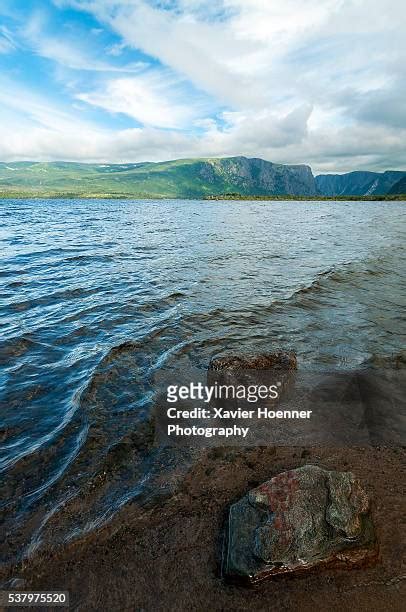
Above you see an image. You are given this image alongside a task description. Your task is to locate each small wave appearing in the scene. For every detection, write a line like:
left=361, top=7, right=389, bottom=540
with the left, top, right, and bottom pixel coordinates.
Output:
left=0, top=326, right=191, bottom=564
left=280, top=253, right=400, bottom=309
left=6, top=285, right=107, bottom=313
left=6, top=280, right=25, bottom=288
left=291, top=266, right=337, bottom=297
left=64, top=254, right=117, bottom=263
left=4, top=247, right=78, bottom=264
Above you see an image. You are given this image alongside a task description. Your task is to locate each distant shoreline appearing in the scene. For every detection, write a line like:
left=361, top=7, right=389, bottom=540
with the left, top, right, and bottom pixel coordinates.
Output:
left=0, top=192, right=405, bottom=201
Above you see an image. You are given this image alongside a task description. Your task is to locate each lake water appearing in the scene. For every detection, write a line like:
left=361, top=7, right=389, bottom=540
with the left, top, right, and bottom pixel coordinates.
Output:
left=0, top=198, right=405, bottom=563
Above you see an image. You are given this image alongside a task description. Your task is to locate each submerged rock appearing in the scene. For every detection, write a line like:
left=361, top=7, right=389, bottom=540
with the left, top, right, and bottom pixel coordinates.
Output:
left=208, top=351, right=297, bottom=398
left=223, top=465, right=376, bottom=584
left=209, top=351, right=297, bottom=372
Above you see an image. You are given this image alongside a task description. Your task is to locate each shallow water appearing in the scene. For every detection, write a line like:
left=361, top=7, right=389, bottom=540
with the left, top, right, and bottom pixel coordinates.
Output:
left=0, top=198, right=405, bottom=562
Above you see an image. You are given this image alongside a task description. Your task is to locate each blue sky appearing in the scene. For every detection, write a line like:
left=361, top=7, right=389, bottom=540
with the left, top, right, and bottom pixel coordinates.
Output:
left=0, top=0, right=405, bottom=172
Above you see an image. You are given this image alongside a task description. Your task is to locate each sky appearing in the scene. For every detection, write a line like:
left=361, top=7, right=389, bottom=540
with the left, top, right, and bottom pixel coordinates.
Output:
left=0, top=0, right=405, bottom=173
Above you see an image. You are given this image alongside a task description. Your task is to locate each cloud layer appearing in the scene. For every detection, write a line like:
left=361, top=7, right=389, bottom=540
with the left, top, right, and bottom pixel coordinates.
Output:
left=0, top=0, right=405, bottom=172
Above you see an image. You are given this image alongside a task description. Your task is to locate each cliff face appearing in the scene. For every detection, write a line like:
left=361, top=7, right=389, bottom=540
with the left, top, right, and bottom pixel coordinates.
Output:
left=388, top=176, right=406, bottom=195
left=196, top=157, right=318, bottom=196
left=316, top=170, right=406, bottom=196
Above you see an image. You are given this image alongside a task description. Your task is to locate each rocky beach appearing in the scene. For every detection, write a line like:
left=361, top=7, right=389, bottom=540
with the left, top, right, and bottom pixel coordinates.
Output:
left=1, top=445, right=404, bottom=611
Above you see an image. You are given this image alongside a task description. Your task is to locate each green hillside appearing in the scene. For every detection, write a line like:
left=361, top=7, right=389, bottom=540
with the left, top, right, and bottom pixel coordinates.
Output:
left=0, top=157, right=317, bottom=198
left=1, top=157, right=404, bottom=199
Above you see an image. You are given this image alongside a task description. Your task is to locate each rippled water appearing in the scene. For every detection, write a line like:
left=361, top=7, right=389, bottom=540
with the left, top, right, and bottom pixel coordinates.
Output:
left=0, top=198, right=405, bottom=563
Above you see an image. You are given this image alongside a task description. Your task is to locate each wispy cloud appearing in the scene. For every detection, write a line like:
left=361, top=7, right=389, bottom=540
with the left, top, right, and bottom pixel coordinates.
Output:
left=31, top=36, right=146, bottom=73
left=21, top=10, right=145, bottom=73
left=0, top=77, right=99, bottom=134
left=0, top=24, right=17, bottom=53
left=76, top=72, right=204, bottom=129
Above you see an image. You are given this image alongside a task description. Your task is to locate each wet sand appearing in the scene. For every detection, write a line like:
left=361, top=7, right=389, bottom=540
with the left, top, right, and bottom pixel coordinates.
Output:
left=2, top=445, right=405, bottom=611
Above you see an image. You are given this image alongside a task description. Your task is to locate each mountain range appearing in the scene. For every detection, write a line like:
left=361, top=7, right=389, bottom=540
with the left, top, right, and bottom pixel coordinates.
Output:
left=0, top=157, right=405, bottom=198
left=315, top=171, right=406, bottom=196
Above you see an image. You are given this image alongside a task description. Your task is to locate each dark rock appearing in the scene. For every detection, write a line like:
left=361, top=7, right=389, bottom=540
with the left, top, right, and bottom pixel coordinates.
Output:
left=223, top=465, right=377, bottom=584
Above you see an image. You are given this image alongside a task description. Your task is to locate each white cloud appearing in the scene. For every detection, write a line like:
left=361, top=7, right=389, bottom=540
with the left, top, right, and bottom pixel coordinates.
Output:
left=57, top=0, right=267, bottom=108
left=76, top=71, right=206, bottom=128
left=1, top=82, right=405, bottom=174
left=2, top=0, right=406, bottom=172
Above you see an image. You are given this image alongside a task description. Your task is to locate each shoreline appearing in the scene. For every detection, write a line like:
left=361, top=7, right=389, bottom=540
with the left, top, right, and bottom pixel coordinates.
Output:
left=2, top=445, right=404, bottom=611
left=0, top=193, right=405, bottom=201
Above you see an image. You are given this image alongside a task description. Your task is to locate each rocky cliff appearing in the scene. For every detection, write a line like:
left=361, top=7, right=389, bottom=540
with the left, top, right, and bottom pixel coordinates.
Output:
left=388, top=176, right=406, bottom=195
left=315, top=170, right=405, bottom=196
left=197, top=157, right=318, bottom=196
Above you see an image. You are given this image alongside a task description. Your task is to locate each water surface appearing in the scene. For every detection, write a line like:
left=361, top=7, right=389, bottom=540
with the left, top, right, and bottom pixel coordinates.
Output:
left=0, top=198, right=405, bottom=562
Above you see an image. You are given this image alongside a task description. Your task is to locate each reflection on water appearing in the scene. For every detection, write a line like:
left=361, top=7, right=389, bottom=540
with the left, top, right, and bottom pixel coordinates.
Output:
left=0, top=198, right=405, bottom=563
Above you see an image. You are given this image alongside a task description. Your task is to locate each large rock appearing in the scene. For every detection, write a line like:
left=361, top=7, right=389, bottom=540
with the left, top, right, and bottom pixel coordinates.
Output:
left=223, top=465, right=377, bottom=584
